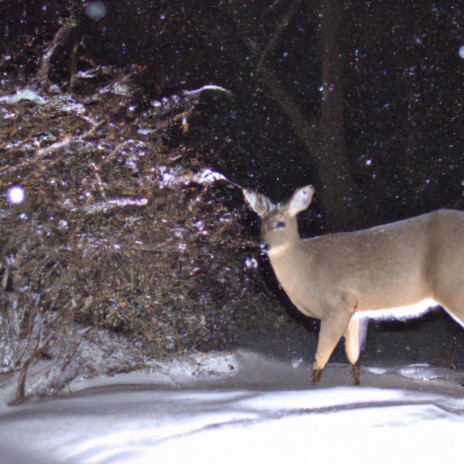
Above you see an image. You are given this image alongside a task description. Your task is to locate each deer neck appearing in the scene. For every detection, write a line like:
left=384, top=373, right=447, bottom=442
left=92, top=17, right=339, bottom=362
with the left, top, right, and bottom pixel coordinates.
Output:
left=266, top=238, right=313, bottom=311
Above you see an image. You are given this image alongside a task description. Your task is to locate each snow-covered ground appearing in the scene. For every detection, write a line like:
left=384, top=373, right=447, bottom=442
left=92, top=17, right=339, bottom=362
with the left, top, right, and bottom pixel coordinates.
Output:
left=1, top=350, right=463, bottom=464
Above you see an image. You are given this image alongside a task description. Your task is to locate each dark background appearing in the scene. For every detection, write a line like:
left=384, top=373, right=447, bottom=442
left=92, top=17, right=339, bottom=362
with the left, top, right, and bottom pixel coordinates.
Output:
left=2, top=0, right=464, bottom=228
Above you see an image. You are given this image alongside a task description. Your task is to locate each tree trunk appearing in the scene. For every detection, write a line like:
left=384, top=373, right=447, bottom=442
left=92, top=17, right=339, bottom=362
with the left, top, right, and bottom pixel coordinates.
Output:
left=225, top=0, right=363, bottom=230
left=313, top=0, right=362, bottom=230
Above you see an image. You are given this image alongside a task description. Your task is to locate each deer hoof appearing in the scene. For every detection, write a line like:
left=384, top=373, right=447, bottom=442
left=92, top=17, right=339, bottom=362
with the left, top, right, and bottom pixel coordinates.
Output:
left=312, top=368, right=322, bottom=385
left=352, top=364, right=360, bottom=386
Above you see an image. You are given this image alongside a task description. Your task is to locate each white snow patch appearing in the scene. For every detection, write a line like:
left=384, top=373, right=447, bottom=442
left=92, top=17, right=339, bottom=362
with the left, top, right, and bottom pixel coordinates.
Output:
left=1, top=351, right=463, bottom=464
left=183, top=85, right=232, bottom=96
left=0, top=89, right=46, bottom=105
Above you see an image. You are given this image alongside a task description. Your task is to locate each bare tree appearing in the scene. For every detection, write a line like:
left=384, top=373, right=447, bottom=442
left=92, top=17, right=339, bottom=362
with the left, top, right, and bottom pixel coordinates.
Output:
left=227, top=0, right=363, bottom=230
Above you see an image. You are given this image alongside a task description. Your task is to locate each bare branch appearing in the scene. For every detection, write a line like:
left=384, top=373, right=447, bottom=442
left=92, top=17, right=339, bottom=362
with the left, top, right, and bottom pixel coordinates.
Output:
left=36, top=17, right=76, bottom=87
left=257, top=63, right=317, bottom=150
left=257, top=0, right=303, bottom=71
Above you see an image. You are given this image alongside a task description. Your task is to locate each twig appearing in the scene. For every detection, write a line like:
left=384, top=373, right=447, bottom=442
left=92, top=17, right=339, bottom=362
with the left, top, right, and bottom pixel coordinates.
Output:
left=263, top=0, right=287, bottom=15
left=12, top=332, right=54, bottom=405
left=36, top=17, right=76, bottom=87
left=36, top=135, right=72, bottom=157
left=257, top=63, right=317, bottom=151
left=257, top=0, right=303, bottom=71
left=89, top=162, right=107, bottom=200
left=69, top=41, right=80, bottom=92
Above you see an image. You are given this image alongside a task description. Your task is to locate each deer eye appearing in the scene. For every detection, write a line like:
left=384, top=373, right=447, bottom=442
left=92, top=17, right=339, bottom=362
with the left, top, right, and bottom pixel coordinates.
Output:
left=273, top=221, right=286, bottom=229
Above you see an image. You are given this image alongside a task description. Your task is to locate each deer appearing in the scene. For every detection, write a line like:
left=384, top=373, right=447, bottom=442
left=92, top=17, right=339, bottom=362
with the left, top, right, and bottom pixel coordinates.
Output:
left=243, top=185, right=464, bottom=385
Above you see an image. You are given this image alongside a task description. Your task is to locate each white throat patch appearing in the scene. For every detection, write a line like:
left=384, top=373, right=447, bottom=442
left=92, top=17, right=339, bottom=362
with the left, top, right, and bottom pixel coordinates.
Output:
left=267, top=243, right=291, bottom=257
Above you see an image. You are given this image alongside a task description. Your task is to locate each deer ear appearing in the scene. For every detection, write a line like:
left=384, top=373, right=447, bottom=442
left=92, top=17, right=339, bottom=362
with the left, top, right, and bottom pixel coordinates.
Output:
left=288, top=185, right=315, bottom=216
left=243, top=189, right=275, bottom=218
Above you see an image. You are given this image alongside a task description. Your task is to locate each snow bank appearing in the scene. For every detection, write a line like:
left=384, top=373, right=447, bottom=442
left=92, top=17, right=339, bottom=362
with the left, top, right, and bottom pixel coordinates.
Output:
left=0, top=351, right=463, bottom=464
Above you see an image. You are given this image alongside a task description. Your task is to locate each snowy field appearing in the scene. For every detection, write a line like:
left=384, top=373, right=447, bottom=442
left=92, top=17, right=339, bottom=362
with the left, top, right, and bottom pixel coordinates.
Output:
left=1, top=350, right=463, bottom=464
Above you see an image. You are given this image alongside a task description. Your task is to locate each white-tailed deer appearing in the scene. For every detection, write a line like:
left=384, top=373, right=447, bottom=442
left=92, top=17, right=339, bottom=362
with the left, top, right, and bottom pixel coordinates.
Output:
left=243, top=185, right=464, bottom=384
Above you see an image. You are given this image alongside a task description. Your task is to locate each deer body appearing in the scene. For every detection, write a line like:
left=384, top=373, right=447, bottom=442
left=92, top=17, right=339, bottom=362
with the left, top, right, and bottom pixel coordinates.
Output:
left=244, top=185, right=464, bottom=384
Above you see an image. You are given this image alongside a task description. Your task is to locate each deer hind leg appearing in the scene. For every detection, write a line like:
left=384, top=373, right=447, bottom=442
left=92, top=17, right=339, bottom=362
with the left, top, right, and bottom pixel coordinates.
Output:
left=312, top=310, right=353, bottom=385
left=343, top=316, right=368, bottom=385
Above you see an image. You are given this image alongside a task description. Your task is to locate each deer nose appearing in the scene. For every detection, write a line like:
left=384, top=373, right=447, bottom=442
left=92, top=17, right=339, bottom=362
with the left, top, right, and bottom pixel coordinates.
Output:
left=303, top=185, right=315, bottom=195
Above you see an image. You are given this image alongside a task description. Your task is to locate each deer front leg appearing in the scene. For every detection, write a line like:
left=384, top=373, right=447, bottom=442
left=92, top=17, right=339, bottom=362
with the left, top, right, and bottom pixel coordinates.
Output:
left=312, top=309, right=353, bottom=385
